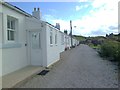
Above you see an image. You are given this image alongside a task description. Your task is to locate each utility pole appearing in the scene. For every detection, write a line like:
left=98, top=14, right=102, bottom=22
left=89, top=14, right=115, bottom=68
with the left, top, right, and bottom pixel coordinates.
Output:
left=70, top=20, right=73, bottom=47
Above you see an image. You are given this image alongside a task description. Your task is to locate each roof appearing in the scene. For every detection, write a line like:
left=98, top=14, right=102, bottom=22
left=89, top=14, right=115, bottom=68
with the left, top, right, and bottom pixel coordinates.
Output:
left=2, top=2, right=77, bottom=39
left=46, top=22, right=64, bottom=32
left=46, top=22, right=73, bottom=37
left=2, top=2, right=32, bottom=17
left=45, top=22, right=58, bottom=29
left=2, top=2, right=58, bottom=29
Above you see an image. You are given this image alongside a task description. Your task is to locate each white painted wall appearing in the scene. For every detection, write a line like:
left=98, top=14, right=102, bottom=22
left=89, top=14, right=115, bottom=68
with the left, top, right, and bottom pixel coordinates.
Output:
left=45, top=23, right=74, bottom=66
left=0, top=3, right=2, bottom=89
left=42, top=23, right=47, bottom=66
left=0, top=12, right=2, bottom=78
left=46, top=24, right=60, bottom=66
left=2, top=5, right=28, bottom=76
left=58, top=32, right=66, bottom=52
left=0, top=4, right=2, bottom=45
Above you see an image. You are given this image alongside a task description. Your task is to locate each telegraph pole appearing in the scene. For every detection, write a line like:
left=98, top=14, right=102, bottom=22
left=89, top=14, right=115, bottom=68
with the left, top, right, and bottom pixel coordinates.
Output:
left=70, top=20, right=73, bottom=47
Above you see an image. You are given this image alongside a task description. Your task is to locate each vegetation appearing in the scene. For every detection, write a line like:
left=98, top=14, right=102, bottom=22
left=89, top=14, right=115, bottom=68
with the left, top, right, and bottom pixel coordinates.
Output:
left=89, top=43, right=101, bottom=49
left=99, top=40, right=120, bottom=62
left=75, top=33, right=120, bottom=64
left=74, top=35, right=86, bottom=41
left=74, top=33, right=120, bottom=72
left=106, top=33, right=120, bottom=42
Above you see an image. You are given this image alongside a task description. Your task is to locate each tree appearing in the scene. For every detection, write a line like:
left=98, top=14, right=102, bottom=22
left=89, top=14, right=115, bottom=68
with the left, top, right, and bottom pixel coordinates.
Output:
left=106, top=34, right=109, bottom=37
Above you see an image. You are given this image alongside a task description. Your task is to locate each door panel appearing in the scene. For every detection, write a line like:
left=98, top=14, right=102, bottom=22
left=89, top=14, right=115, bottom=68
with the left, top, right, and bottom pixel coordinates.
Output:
left=30, top=31, right=42, bottom=66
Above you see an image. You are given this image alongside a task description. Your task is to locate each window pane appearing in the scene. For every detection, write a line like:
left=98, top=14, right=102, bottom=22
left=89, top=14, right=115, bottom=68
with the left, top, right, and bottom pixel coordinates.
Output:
left=55, top=34, right=57, bottom=44
left=10, top=31, right=15, bottom=40
left=7, top=19, right=10, bottom=29
left=50, top=35, right=52, bottom=44
left=61, top=34, right=64, bottom=44
left=7, top=30, right=10, bottom=40
left=11, top=20, right=15, bottom=29
left=32, top=33, right=40, bottom=49
left=50, top=30, right=53, bottom=44
left=7, top=30, right=15, bottom=41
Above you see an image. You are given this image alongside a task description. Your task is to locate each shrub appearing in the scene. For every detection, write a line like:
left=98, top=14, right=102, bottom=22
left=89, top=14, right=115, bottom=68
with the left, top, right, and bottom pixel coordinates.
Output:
left=91, top=39, right=98, bottom=46
left=100, top=40, right=120, bottom=62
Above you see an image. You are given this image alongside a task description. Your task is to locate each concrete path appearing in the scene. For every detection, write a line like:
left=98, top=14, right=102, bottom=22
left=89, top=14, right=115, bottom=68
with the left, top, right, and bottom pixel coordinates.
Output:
left=2, top=66, right=44, bottom=88
left=16, top=44, right=118, bottom=88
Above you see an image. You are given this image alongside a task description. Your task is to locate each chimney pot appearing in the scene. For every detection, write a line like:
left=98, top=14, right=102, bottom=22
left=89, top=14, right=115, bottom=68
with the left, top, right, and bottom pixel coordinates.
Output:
left=34, top=8, right=36, bottom=11
left=55, top=23, right=60, bottom=30
left=38, top=8, right=40, bottom=11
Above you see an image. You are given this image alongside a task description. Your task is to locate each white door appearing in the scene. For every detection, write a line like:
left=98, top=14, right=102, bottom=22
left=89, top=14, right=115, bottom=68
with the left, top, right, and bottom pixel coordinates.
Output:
left=30, top=31, right=42, bottom=66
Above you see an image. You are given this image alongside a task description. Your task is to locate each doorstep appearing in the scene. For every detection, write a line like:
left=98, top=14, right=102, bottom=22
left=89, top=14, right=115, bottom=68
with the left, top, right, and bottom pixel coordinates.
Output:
left=2, top=65, right=44, bottom=88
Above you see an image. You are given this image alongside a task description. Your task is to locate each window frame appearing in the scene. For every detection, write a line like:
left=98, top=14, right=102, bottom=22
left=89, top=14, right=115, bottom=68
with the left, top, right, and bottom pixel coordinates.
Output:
left=7, top=16, right=18, bottom=42
left=55, top=31, right=57, bottom=45
left=61, top=33, right=64, bottom=45
left=50, top=28, right=53, bottom=45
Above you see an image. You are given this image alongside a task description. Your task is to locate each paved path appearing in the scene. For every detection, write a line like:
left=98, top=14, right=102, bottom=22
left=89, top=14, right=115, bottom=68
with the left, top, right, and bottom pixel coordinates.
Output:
left=16, top=44, right=118, bottom=88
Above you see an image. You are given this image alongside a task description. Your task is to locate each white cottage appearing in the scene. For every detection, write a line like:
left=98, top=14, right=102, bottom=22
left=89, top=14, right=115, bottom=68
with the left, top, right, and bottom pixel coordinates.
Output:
left=0, top=1, right=79, bottom=77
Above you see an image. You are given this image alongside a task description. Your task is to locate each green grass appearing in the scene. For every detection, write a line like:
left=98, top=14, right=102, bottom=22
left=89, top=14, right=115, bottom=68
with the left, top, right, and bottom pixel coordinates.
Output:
left=74, top=35, right=86, bottom=41
left=89, top=43, right=101, bottom=49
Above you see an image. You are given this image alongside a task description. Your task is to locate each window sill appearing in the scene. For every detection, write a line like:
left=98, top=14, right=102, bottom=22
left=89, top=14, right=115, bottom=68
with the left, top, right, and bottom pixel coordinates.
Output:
left=0, top=43, right=22, bottom=49
left=50, top=44, right=53, bottom=47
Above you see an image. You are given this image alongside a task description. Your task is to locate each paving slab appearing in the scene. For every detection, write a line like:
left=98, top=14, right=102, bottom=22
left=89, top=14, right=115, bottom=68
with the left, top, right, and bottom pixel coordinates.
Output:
left=2, top=66, right=44, bottom=88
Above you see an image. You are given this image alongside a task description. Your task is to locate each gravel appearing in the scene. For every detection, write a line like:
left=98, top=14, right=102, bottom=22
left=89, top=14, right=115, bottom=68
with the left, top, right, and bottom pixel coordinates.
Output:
left=15, top=44, right=118, bottom=88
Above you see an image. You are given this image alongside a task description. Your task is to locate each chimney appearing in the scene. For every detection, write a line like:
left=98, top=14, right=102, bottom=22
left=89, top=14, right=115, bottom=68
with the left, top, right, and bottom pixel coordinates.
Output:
left=55, top=23, right=60, bottom=30
left=64, top=30, right=68, bottom=34
left=38, top=8, right=40, bottom=11
left=32, top=7, right=41, bottom=20
left=34, top=8, right=36, bottom=11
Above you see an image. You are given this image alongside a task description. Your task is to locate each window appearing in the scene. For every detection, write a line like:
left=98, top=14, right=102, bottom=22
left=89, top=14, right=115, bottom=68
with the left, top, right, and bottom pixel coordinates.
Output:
left=61, top=33, right=62, bottom=45
left=68, top=37, right=70, bottom=45
left=64, top=35, right=66, bottom=44
left=61, top=34, right=64, bottom=45
left=67, top=36, right=69, bottom=45
left=55, top=31, right=57, bottom=44
left=50, top=28, right=53, bottom=45
left=32, top=33, right=41, bottom=49
left=7, top=16, right=17, bottom=41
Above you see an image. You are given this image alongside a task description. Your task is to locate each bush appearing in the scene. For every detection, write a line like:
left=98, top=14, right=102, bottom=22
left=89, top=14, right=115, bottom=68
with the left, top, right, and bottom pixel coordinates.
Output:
left=91, top=39, right=98, bottom=46
left=100, top=40, right=120, bottom=62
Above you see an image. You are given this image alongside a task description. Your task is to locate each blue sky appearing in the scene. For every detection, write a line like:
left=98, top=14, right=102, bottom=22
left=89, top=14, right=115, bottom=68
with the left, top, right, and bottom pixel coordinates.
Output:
left=9, top=0, right=119, bottom=36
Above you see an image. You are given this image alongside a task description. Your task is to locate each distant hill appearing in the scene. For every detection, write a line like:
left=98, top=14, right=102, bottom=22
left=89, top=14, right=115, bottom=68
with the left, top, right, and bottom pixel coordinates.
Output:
left=73, top=33, right=120, bottom=43
left=73, top=35, right=86, bottom=41
left=106, top=33, right=120, bottom=42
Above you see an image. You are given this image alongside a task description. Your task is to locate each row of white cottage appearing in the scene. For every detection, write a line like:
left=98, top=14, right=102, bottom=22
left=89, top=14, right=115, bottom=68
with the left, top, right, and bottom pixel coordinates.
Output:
left=0, top=2, right=79, bottom=77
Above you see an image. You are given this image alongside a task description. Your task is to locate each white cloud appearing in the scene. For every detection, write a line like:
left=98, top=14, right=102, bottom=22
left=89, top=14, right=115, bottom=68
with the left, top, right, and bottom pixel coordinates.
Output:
left=43, top=15, right=71, bottom=33
left=43, top=0, right=119, bottom=36
left=75, top=0, right=118, bottom=36
left=75, top=4, right=89, bottom=11
left=76, top=6, right=82, bottom=11
left=84, top=4, right=89, bottom=8
left=52, top=19, right=70, bottom=32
